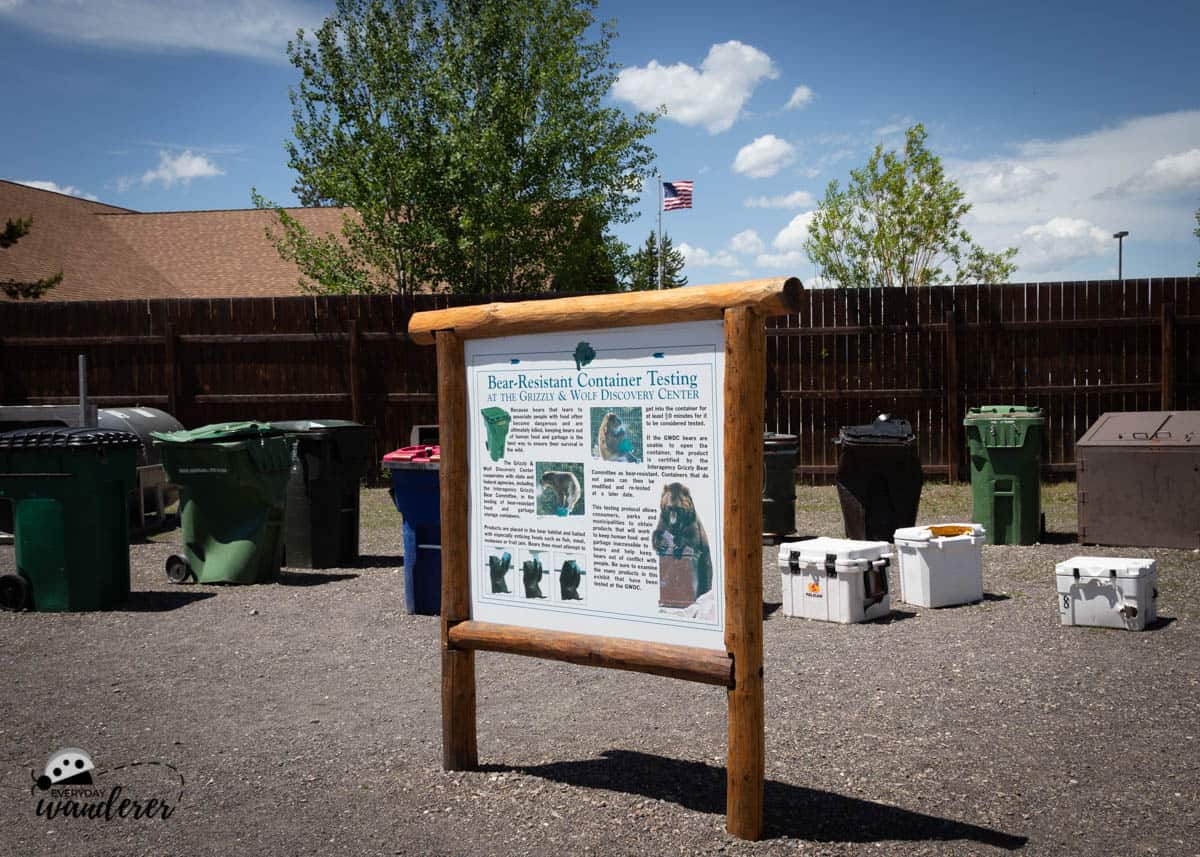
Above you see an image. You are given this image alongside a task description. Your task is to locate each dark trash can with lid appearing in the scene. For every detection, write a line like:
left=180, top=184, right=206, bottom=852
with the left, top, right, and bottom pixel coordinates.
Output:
left=152, top=422, right=291, bottom=584
left=0, top=427, right=139, bottom=611
left=964, top=405, right=1044, bottom=545
left=835, top=415, right=923, bottom=542
left=763, top=432, right=798, bottom=543
left=273, top=420, right=372, bottom=569
left=384, top=445, right=441, bottom=615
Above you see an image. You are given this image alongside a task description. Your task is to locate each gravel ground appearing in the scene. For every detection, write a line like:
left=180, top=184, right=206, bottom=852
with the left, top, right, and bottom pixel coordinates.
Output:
left=2, top=483, right=1198, bottom=857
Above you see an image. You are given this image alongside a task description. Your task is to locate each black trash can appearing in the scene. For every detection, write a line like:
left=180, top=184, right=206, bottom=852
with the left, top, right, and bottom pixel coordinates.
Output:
left=835, top=415, right=923, bottom=542
left=274, top=420, right=373, bottom=569
left=763, top=432, right=798, bottom=543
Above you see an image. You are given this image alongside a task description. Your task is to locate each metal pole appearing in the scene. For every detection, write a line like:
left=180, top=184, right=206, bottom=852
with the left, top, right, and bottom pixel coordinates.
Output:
left=1113, top=230, right=1128, bottom=281
left=78, top=353, right=89, bottom=427
left=657, top=173, right=663, bottom=290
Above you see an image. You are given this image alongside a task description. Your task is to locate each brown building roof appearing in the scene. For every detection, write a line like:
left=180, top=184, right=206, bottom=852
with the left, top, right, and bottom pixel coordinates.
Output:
left=1, top=180, right=349, bottom=302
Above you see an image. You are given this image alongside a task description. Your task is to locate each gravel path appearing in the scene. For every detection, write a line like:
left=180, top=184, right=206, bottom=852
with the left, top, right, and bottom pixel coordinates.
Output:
left=1, top=484, right=1197, bottom=856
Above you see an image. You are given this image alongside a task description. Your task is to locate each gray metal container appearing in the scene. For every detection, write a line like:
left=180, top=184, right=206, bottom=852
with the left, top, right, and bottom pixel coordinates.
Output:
left=1077, top=411, right=1200, bottom=550
left=97, top=407, right=183, bottom=467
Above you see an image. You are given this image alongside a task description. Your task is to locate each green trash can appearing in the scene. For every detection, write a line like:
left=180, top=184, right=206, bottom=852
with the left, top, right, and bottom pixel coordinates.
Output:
left=273, top=420, right=372, bottom=569
left=480, top=407, right=512, bottom=462
left=152, top=422, right=291, bottom=584
left=0, top=427, right=139, bottom=612
left=964, top=406, right=1045, bottom=545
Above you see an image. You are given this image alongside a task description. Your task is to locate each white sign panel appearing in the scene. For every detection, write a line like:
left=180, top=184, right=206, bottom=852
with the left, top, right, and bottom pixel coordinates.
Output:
left=465, top=321, right=726, bottom=650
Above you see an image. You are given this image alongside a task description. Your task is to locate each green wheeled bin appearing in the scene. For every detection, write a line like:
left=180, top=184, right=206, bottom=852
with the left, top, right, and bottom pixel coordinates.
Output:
left=480, top=407, right=511, bottom=462
left=152, top=422, right=291, bottom=584
left=0, top=427, right=139, bottom=612
left=964, top=406, right=1045, bottom=545
left=273, top=420, right=372, bottom=569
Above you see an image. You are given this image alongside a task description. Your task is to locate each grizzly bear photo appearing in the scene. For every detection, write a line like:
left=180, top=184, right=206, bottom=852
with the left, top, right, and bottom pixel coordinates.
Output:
left=651, top=482, right=713, bottom=597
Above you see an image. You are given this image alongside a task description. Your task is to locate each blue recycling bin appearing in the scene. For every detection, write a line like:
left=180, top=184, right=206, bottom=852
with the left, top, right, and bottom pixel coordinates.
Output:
left=383, top=446, right=442, bottom=615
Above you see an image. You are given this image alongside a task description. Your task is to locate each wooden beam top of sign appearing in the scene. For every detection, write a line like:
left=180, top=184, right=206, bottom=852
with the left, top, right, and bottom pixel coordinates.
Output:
left=409, top=277, right=803, bottom=344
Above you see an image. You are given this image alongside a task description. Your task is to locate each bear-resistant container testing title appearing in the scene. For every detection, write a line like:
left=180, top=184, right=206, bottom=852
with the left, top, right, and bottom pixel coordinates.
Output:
left=487, top=369, right=702, bottom=402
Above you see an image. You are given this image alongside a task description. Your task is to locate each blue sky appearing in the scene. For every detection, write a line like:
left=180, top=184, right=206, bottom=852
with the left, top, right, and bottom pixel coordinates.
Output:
left=2, top=0, right=1198, bottom=285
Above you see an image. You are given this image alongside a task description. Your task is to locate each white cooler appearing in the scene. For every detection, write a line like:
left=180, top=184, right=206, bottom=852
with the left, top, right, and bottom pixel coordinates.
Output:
left=893, top=523, right=985, bottom=608
left=777, top=537, right=891, bottom=623
left=1055, top=556, right=1157, bottom=631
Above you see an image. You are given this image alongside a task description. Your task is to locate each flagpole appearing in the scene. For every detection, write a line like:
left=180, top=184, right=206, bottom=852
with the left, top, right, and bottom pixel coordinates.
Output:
left=656, top=172, right=663, bottom=290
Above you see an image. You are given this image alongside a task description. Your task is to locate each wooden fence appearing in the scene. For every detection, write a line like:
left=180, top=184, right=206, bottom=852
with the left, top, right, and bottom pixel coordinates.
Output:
left=767, top=277, right=1198, bottom=481
left=1, top=278, right=1196, bottom=483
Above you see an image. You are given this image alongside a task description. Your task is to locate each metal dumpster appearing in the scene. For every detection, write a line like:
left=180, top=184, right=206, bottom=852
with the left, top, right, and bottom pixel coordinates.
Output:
left=1077, top=411, right=1200, bottom=550
left=97, top=406, right=183, bottom=530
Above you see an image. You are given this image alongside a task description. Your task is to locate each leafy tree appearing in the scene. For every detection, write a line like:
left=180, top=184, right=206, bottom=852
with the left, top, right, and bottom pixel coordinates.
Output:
left=2, top=217, right=62, bottom=300
left=256, top=0, right=656, bottom=296
left=804, top=123, right=1017, bottom=288
left=628, top=230, right=687, bottom=290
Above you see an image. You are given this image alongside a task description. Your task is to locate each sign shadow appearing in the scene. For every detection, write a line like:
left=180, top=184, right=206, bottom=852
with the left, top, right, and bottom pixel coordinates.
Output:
left=484, top=749, right=1026, bottom=849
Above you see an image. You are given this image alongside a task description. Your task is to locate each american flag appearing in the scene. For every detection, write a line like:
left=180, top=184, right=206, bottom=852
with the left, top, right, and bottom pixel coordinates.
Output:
left=662, top=180, right=693, bottom=211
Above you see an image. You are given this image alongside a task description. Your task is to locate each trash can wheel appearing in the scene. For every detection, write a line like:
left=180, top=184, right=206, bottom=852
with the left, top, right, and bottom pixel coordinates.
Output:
left=0, top=573, right=31, bottom=611
left=165, top=555, right=193, bottom=584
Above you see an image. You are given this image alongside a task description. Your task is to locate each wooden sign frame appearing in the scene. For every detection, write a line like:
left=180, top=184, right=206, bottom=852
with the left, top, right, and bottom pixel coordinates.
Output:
left=409, top=277, right=802, bottom=841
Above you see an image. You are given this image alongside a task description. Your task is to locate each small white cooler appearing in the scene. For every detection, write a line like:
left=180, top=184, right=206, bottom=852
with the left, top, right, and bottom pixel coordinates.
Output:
left=1055, top=556, right=1157, bottom=631
left=893, top=523, right=986, bottom=608
left=778, top=537, right=891, bottom=623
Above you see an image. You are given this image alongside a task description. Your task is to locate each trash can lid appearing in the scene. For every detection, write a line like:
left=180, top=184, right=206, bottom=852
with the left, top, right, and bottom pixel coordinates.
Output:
left=1054, top=556, right=1156, bottom=579
left=271, top=419, right=367, bottom=436
left=151, top=421, right=283, bottom=444
left=964, top=405, right=1045, bottom=422
left=838, top=414, right=913, bottom=442
left=383, top=445, right=441, bottom=469
left=764, top=432, right=798, bottom=446
left=893, top=523, right=984, bottom=543
left=0, top=426, right=141, bottom=450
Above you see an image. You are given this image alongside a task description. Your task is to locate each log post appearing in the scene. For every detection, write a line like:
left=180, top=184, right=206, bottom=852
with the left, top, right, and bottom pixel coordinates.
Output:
left=348, top=318, right=363, bottom=424
left=944, top=309, right=961, bottom=482
left=437, top=329, right=477, bottom=771
left=723, top=306, right=765, bottom=841
left=1161, top=303, right=1175, bottom=410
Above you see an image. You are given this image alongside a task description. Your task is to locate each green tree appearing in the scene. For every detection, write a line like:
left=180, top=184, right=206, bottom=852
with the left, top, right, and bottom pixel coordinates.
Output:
left=256, top=0, right=656, bottom=296
left=2, top=217, right=62, bottom=300
left=1194, top=207, right=1199, bottom=272
left=628, top=230, right=687, bottom=290
left=804, top=123, right=1017, bottom=288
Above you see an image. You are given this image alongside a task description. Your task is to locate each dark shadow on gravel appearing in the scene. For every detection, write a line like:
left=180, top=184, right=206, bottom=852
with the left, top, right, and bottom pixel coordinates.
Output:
left=1038, top=531, right=1078, bottom=545
left=118, top=590, right=216, bottom=612
left=277, top=571, right=360, bottom=587
left=490, top=750, right=1026, bottom=849
left=354, top=554, right=403, bottom=570
left=981, top=592, right=1012, bottom=602
left=763, top=601, right=782, bottom=618
left=1144, top=616, right=1177, bottom=631
left=877, top=609, right=917, bottom=623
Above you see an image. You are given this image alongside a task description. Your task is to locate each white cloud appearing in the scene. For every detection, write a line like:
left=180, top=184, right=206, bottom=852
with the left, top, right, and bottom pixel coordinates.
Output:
left=141, top=150, right=225, bottom=188
left=613, top=41, right=778, bottom=134
left=728, top=229, right=764, bottom=255
left=1100, top=148, right=1200, bottom=198
left=733, top=134, right=796, bottom=179
left=16, top=180, right=98, bottom=201
left=1019, top=217, right=1111, bottom=270
left=772, top=210, right=817, bottom=251
left=958, top=163, right=1056, bottom=203
left=679, top=242, right=739, bottom=269
left=784, top=85, right=814, bottom=110
left=947, top=110, right=1200, bottom=277
left=744, top=190, right=816, bottom=209
left=754, top=250, right=807, bottom=270
left=873, top=117, right=914, bottom=138
left=0, top=0, right=320, bottom=62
